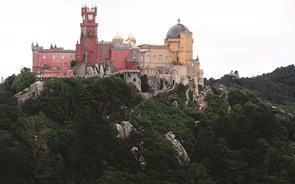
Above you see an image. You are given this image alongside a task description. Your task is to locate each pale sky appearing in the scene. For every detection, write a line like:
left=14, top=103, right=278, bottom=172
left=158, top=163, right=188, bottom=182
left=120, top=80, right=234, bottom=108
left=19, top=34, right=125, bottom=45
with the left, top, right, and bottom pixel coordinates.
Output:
left=0, top=0, right=294, bottom=80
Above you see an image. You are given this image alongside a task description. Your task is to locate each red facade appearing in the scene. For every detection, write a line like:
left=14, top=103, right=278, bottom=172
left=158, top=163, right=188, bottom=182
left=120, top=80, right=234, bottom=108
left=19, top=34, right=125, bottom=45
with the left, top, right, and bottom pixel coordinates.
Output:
left=32, top=5, right=139, bottom=77
left=111, top=49, right=131, bottom=71
left=32, top=44, right=75, bottom=76
left=98, top=42, right=112, bottom=63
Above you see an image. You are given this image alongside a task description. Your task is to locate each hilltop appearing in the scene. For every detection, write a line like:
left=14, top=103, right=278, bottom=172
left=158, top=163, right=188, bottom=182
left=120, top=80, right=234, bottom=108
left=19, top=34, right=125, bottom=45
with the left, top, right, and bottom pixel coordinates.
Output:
left=0, top=65, right=294, bottom=184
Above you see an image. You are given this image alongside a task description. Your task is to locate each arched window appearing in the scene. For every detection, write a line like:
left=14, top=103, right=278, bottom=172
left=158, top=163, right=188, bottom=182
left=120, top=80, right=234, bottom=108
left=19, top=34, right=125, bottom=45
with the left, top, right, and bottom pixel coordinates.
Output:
left=165, top=56, right=168, bottom=61
left=159, top=55, right=162, bottom=61
left=153, top=55, right=156, bottom=61
left=146, top=55, right=150, bottom=61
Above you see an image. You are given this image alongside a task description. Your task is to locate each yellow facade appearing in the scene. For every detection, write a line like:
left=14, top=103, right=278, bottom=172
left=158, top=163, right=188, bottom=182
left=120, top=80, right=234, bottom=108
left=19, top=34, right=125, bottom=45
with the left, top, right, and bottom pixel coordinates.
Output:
left=164, top=32, right=193, bottom=65
left=139, top=44, right=173, bottom=74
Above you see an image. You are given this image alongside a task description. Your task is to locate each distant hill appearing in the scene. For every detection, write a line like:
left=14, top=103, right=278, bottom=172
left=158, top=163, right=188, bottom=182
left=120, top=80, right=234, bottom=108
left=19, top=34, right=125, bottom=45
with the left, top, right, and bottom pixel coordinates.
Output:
left=209, top=64, right=295, bottom=113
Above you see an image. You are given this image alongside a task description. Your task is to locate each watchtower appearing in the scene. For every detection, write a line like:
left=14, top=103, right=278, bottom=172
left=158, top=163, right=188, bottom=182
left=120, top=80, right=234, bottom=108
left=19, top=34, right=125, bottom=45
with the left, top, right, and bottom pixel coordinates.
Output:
left=75, top=5, right=99, bottom=65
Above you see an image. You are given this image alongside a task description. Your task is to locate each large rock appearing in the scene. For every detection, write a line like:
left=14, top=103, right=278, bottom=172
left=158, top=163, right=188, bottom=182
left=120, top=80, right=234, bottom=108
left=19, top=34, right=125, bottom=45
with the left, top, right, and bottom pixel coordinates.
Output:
left=165, top=131, right=190, bottom=162
left=15, top=81, right=44, bottom=103
left=116, top=121, right=133, bottom=139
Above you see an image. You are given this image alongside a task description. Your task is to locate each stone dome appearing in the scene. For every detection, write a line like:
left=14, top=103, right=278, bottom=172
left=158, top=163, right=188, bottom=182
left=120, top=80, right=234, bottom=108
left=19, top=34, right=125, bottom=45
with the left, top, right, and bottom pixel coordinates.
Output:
left=166, top=19, right=190, bottom=38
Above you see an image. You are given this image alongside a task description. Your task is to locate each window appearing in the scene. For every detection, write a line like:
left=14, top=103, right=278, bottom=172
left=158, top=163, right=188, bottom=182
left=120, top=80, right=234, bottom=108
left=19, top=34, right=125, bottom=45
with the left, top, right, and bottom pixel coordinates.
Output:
left=146, top=55, right=150, bottom=61
left=159, top=55, right=162, bottom=61
left=165, top=56, right=168, bottom=61
left=42, top=55, right=46, bottom=59
left=153, top=55, right=156, bottom=61
left=61, top=55, right=64, bottom=60
left=52, top=55, right=55, bottom=59
left=88, top=15, right=93, bottom=20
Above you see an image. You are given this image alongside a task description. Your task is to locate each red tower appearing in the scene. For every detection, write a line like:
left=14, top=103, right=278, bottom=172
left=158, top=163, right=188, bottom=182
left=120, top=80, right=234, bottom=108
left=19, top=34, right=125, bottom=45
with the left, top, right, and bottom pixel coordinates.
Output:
left=76, top=6, right=99, bottom=65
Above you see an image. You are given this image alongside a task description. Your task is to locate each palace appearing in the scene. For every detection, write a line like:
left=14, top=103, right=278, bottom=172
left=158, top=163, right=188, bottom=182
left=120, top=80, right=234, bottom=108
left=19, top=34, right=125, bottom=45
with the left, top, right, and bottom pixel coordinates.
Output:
left=32, top=5, right=203, bottom=92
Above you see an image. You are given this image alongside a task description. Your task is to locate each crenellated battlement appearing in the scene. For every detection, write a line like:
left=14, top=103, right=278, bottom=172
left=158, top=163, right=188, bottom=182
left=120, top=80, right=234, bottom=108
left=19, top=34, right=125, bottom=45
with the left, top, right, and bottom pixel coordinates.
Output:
left=164, top=38, right=180, bottom=43
left=81, top=5, right=97, bottom=16
left=31, top=43, right=74, bottom=52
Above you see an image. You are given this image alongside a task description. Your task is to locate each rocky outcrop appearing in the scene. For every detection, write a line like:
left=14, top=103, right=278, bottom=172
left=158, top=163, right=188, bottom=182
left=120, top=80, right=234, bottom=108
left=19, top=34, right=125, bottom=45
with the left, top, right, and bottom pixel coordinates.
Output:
left=131, top=142, right=147, bottom=169
left=197, top=85, right=213, bottom=110
left=116, top=121, right=133, bottom=139
left=15, top=81, right=44, bottom=103
left=165, top=131, right=190, bottom=163
left=219, top=84, right=229, bottom=105
left=186, top=78, right=197, bottom=103
left=219, top=84, right=231, bottom=112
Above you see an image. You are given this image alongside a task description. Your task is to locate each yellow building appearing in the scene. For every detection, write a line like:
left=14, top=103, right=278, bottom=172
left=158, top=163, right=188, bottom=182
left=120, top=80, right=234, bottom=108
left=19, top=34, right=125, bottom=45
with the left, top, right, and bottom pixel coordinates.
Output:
left=164, top=19, right=193, bottom=66
left=139, top=19, right=203, bottom=90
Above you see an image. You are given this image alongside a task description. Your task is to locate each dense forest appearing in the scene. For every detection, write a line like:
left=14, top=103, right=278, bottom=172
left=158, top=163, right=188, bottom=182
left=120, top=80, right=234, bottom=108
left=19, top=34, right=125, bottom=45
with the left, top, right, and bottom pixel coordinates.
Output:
left=0, top=65, right=294, bottom=184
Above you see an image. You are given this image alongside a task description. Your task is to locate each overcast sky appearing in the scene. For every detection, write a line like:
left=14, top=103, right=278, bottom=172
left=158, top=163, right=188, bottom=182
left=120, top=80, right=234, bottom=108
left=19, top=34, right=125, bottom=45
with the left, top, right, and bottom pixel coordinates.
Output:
left=0, top=0, right=294, bottom=80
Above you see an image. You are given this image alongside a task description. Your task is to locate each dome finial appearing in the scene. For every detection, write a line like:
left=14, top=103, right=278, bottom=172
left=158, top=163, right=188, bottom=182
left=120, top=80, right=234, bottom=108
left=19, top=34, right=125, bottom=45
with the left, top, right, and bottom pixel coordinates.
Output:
left=177, top=18, right=181, bottom=24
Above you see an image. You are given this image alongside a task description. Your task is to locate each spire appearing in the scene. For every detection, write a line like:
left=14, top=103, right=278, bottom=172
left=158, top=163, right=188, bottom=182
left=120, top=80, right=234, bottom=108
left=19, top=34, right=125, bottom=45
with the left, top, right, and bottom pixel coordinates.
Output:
left=177, top=18, right=181, bottom=24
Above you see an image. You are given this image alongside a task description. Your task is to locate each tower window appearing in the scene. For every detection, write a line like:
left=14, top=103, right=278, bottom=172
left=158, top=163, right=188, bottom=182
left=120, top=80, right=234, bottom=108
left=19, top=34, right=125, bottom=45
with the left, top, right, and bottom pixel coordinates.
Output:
left=88, top=15, right=93, bottom=20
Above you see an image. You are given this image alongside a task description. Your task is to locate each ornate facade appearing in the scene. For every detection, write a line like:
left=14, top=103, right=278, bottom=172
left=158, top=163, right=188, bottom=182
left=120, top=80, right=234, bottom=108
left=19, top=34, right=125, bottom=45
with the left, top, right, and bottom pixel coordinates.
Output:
left=32, top=5, right=203, bottom=92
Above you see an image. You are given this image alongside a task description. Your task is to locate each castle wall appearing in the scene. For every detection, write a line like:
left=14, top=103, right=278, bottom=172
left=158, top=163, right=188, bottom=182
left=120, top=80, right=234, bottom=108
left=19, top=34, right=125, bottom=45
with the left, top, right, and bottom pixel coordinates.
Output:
left=111, top=49, right=131, bottom=72
left=98, top=42, right=112, bottom=63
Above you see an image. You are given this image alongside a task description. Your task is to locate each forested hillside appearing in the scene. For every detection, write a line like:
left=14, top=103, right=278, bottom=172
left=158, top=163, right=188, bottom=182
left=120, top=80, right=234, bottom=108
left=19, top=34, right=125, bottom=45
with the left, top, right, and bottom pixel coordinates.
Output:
left=0, top=66, right=294, bottom=184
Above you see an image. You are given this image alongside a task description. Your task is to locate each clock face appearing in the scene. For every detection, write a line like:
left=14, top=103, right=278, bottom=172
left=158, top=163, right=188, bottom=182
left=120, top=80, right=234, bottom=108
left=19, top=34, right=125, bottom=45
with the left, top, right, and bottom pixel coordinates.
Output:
left=88, top=15, right=93, bottom=20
